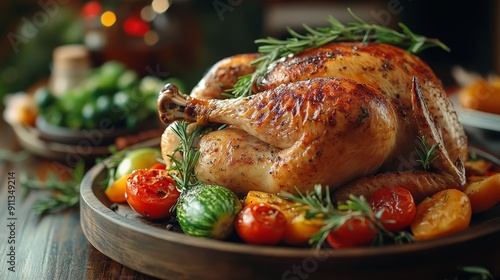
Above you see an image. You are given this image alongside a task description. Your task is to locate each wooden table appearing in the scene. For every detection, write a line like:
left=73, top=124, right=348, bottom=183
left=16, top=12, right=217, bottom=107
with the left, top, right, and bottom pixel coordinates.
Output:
left=0, top=119, right=157, bottom=280
left=1, top=116, right=499, bottom=280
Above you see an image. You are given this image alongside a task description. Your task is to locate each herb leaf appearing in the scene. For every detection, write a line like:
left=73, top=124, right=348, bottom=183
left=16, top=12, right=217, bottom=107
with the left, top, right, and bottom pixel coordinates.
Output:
left=456, top=266, right=494, bottom=280
left=225, top=8, right=449, bottom=98
left=282, top=185, right=414, bottom=249
left=21, top=161, right=85, bottom=215
left=21, top=146, right=128, bottom=215
left=415, top=136, right=440, bottom=171
left=167, top=121, right=207, bottom=192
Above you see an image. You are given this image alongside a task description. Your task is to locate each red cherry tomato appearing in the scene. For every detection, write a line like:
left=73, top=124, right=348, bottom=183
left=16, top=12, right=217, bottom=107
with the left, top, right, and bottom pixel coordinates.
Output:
left=369, top=186, right=416, bottom=232
left=125, top=168, right=180, bottom=220
left=326, top=217, right=377, bottom=249
left=149, top=162, right=166, bottom=169
left=235, top=203, right=287, bottom=245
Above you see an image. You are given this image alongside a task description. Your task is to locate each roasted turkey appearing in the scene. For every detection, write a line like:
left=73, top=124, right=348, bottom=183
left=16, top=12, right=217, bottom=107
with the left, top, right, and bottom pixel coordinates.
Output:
left=158, top=42, right=467, bottom=203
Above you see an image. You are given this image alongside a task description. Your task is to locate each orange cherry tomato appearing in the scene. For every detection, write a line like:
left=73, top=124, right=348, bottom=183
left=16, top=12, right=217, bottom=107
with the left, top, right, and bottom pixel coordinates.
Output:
left=235, top=202, right=287, bottom=245
left=326, top=217, right=377, bottom=249
left=464, top=173, right=500, bottom=214
left=104, top=173, right=129, bottom=203
left=283, top=213, right=323, bottom=245
left=410, top=189, right=471, bottom=240
left=125, top=168, right=180, bottom=220
left=369, top=186, right=417, bottom=232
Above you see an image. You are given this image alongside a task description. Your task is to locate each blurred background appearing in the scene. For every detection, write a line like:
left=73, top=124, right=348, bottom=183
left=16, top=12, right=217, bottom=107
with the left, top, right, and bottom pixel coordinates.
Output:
left=0, top=0, right=498, bottom=102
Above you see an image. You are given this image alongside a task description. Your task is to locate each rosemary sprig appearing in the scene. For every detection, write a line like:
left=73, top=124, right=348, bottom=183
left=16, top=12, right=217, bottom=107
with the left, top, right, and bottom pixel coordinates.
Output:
left=456, top=266, right=494, bottom=280
left=226, top=8, right=449, bottom=98
left=20, top=146, right=129, bottom=215
left=415, top=136, right=440, bottom=171
left=21, top=161, right=85, bottom=215
left=167, top=121, right=206, bottom=191
left=283, top=184, right=414, bottom=249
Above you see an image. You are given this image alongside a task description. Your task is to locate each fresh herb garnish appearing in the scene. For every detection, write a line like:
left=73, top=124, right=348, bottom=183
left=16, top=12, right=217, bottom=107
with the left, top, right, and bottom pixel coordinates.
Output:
left=226, top=8, right=449, bottom=98
left=21, top=161, right=85, bottom=215
left=20, top=146, right=129, bottom=215
left=283, top=184, right=414, bottom=249
left=415, top=135, right=440, bottom=171
left=167, top=121, right=206, bottom=191
left=456, top=266, right=494, bottom=280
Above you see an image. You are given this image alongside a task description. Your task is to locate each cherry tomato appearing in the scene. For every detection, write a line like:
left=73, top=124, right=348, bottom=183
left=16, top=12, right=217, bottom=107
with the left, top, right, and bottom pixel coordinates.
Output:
left=125, top=168, right=180, bottom=220
left=149, top=162, right=166, bottom=170
left=235, top=203, right=287, bottom=245
left=465, top=173, right=500, bottom=214
left=326, top=217, right=377, bottom=249
left=410, top=189, right=471, bottom=240
left=369, top=186, right=417, bottom=232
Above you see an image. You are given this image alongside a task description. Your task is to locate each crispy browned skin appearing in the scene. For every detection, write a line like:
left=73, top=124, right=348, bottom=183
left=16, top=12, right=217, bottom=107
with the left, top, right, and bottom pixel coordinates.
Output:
left=258, top=43, right=467, bottom=169
left=190, top=53, right=260, bottom=100
left=159, top=42, right=468, bottom=202
left=160, top=77, right=398, bottom=195
left=332, top=78, right=466, bottom=203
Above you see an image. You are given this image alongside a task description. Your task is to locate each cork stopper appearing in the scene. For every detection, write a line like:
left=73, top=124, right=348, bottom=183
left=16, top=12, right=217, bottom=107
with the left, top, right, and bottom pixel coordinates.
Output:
left=50, top=44, right=91, bottom=96
left=52, top=44, right=91, bottom=70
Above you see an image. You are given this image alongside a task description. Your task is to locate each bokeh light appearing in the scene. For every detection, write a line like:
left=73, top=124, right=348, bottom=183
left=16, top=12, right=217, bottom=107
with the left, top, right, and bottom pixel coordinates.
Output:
left=101, top=11, right=117, bottom=27
left=81, top=1, right=102, bottom=18
left=140, top=5, right=156, bottom=22
left=151, top=0, right=170, bottom=14
left=123, top=16, right=150, bottom=37
left=144, top=31, right=159, bottom=46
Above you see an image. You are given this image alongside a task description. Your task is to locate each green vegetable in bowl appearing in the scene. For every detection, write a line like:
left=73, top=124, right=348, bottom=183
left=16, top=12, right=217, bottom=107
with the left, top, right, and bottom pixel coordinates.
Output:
left=96, top=61, right=126, bottom=89
left=34, top=86, right=56, bottom=108
left=34, top=60, right=185, bottom=131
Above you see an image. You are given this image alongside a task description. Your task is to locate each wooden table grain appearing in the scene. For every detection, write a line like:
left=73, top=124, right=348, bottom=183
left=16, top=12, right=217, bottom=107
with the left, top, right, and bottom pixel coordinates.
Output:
left=0, top=119, right=158, bottom=280
left=1, top=116, right=500, bottom=280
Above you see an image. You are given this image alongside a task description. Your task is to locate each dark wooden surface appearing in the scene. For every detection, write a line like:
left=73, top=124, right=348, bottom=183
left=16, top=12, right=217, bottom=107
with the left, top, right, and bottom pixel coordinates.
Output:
left=0, top=118, right=157, bottom=280
left=1, top=115, right=500, bottom=280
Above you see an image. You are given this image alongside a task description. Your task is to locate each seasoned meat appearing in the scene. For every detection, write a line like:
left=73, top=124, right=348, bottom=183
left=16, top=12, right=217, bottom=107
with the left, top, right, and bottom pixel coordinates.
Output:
left=158, top=42, right=467, bottom=202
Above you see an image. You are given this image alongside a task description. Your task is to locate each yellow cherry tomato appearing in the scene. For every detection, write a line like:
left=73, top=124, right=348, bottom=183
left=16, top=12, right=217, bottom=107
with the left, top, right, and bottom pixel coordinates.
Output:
left=104, top=174, right=129, bottom=203
left=410, top=189, right=472, bottom=240
left=282, top=212, right=323, bottom=245
left=464, top=173, right=500, bottom=214
left=243, top=191, right=323, bottom=245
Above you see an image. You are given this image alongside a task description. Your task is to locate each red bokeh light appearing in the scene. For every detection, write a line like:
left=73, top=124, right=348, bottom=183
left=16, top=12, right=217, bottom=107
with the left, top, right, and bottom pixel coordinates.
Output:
left=81, top=1, right=102, bottom=18
left=123, top=15, right=150, bottom=37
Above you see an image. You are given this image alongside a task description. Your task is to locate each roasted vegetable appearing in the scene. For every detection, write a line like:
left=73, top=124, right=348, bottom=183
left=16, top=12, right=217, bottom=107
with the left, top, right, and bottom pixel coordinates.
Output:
left=176, top=184, right=241, bottom=239
left=410, top=189, right=471, bottom=240
left=235, top=202, right=287, bottom=245
left=244, top=190, right=323, bottom=245
left=464, top=173, right=500, bottom=214
left=125, top=169, right=180, bottom=220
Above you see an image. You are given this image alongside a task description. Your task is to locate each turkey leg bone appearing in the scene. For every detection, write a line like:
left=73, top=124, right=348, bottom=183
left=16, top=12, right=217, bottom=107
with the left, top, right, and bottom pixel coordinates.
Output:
left=158, top=77, right=398, bottom=195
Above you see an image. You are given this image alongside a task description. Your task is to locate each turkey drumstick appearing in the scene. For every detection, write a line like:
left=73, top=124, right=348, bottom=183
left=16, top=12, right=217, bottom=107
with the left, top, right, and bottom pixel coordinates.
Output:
left=159, top=77, right=398, bottom=195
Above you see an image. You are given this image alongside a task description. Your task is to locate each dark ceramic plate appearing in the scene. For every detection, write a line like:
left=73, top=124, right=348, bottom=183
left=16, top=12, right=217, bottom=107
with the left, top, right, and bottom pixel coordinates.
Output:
left=35, top=115, right=160, bottom=145
left=10, top=117, right=162, bottom=161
